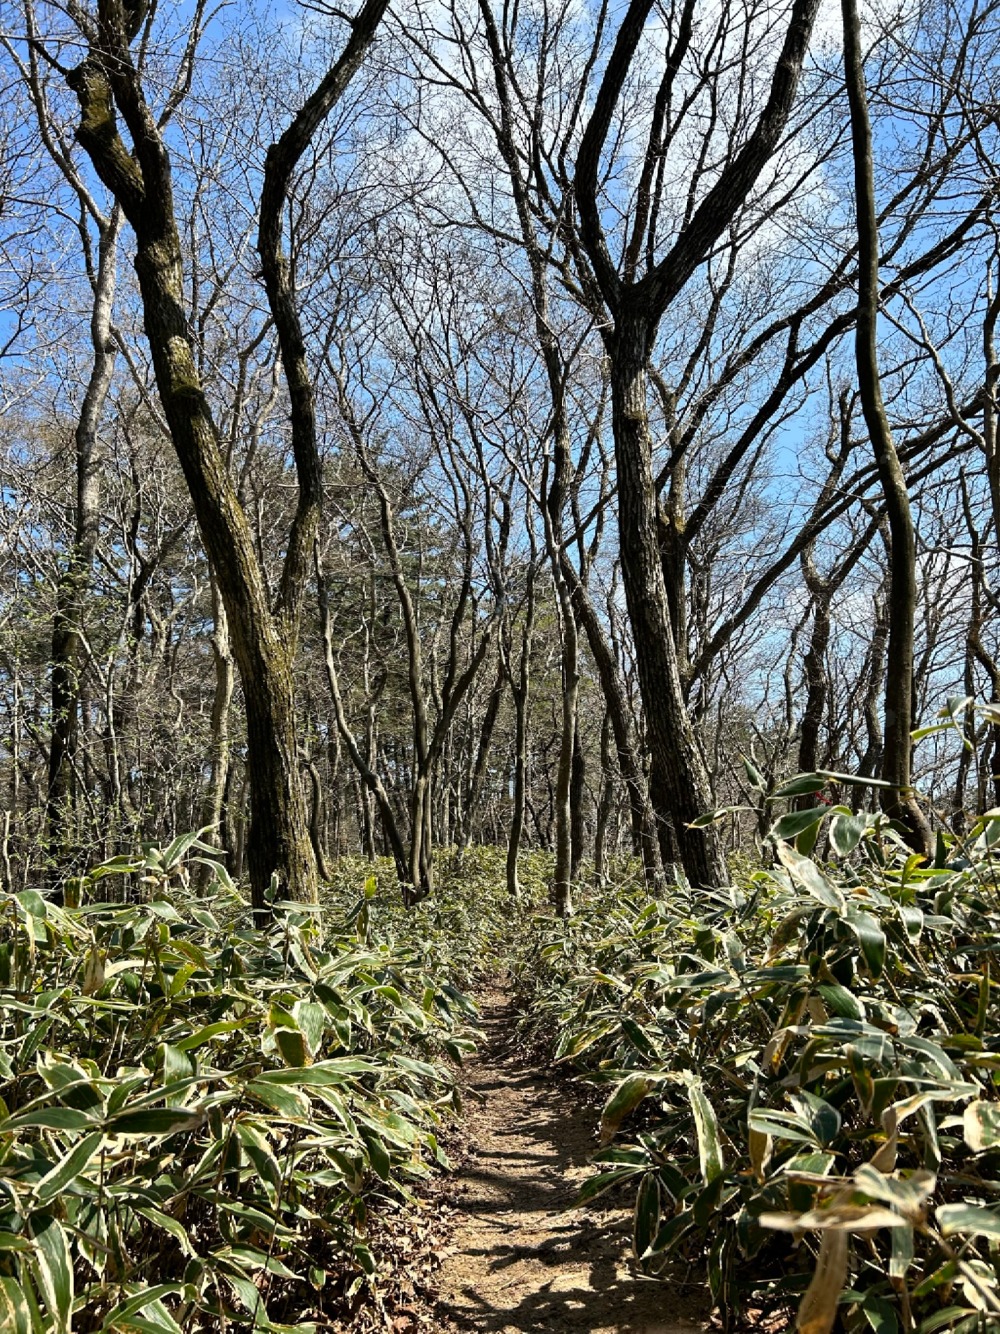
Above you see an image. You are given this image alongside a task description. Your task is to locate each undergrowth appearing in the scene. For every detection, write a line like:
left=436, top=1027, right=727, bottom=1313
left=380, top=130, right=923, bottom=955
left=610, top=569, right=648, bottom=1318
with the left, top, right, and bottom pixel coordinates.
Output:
left=14, top=790, right=1000, bottom=1334
left=0, top=840, right=530, bottom=1333
left=515, top=774, right=1000, bottom=1333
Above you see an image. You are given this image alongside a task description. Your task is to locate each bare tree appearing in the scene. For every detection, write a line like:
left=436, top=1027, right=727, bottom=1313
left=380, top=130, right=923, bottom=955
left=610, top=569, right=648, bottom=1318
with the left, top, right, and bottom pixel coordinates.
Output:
left=42, top=0, right=388, bottom=911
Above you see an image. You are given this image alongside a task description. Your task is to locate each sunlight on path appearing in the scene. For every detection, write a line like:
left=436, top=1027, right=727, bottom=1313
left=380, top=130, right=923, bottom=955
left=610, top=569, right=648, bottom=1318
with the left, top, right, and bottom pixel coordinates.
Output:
left=433, top=997, right=710, bottom=1334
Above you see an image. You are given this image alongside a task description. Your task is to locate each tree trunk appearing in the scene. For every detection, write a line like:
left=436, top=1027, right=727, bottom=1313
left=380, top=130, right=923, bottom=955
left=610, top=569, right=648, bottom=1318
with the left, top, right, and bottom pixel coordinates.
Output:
left=461, top=662, right=504, bottom=846
left=609, top=321, right=729, bottom=887
left=798, top=552, right=831, bottom=779
left=841, top=0, right=933, bottom=856
left=47, top=208, right=122, bottom=888
left=197, top=575, right=234, bottom=890
left=505, top=567, right=535, bottom=899
left=564, top=560, right=664, bottom=888
left=569, top=722, right=586, bottom=884
left=551, top=578, right=579, bottom=916
left=68, top=45, right=318, bottom=916
left=593, top=709, right=615, bottom=888
left=317, top=545, right=411, bottom=889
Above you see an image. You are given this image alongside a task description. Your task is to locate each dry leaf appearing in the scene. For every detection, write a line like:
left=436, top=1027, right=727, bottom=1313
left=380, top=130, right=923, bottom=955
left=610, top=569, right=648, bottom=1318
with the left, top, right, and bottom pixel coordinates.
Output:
left=797, top=1229, right=849, bottom=1334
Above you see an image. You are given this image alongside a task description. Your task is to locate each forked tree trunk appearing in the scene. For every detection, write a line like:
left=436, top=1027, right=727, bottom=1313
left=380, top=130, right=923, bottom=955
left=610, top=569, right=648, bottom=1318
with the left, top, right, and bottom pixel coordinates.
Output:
left=68, top=59, right=317, bottom=917
left=573, top=0, right=821, bottom=889
left=66, top=0, right=388, bottom=914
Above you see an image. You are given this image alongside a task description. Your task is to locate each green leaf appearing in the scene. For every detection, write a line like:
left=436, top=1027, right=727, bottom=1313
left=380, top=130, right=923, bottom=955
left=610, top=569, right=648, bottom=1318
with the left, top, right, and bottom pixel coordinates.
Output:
left=890, top=1223, right=915, bottom=1282
left=774, top=844, right=845, bottom=911
left=916, top=1308, right=980, bottom=1333
left=634, top=1172, right=661, bottom=1258
left=576, top=1167, right=646, bottom=1205
left=134, top=1208, right=195, bottom=1257
left=274, top=1028, right=309, bottom=1068
left=599, top=1074, right=653, bottom=1145
left=18, top=889, right=48, bottom=919
left=361, top=1130, right=391, bottom=1182
left=292, top=1001, right=328, bottom=1057
left=770, top=808, right=830, bottom=841
left=854, top=1165, right=936, bottom=1216
left=31, top=1216, right=72, bottom=1334
left=0, top=1278, right=30, bottom=1334
left=817, top=983, right=865, bottom=1021
left=816, top=770, right=892, bottom=789
left=862, top=1291, right=899, bottom=1333
left=159, top=829, right=211, bottom=870
left=254, top=1058, right=375, bottom=1086
left=688, top=805, right=746, bottom=828
left=620, top=1017, right=659, bottom=1062
left=34, top=1129, right=103, bottom=1205
left=0, top=1234, right=32, bottom=1252
left=898, top=905, right=923, bottom=940
left=771, top=773, right=828, bottom=798
left=247, top=1079, right=310, bottom=1119
left=749, top=1109, right=823, bottom=1146
left=937, top=1203, right=1000, bottom=1239
left=845, top=907, right=886, bottom=979
left=789, top=1091, right=841, bottom=1146
left=911, top=723, right=952, bottom=742
left=98, top=1286, right=186, bottom=1333
left=963, top=1100, right=1000, bottom=1152
left=830, top=811, right=869, bottom=857
left=2, top=1107, right=98, bottom=1132
left=105, top=1107, right=206, bottom=1137
left=175, top=1021, right=247, bottom=1051
left=687, top=1076, right=724, bottom=1183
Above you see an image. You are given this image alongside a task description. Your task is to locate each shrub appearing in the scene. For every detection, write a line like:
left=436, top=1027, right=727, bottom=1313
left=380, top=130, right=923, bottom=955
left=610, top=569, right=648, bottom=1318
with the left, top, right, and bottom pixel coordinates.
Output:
left=517, top=782, right=1000, bottom=1332
left=0, top=841, right=479, bottom=1332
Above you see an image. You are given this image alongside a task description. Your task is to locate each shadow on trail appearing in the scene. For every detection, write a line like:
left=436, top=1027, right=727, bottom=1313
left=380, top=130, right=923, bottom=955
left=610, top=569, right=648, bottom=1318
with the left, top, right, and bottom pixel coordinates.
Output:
left=433, top=998, right=709, bottom=1334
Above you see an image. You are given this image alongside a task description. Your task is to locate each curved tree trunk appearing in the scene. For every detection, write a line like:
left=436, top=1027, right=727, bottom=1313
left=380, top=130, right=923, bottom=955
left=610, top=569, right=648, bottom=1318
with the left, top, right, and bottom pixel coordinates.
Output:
left=842, top=0, right=933, bottom=856
left=66, top=0, right=388, bottom=914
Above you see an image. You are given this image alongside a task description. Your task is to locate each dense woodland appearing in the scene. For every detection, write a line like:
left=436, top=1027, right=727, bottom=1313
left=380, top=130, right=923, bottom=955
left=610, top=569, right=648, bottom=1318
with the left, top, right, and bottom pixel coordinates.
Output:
left=1, top=0, right=1000, bottom=1328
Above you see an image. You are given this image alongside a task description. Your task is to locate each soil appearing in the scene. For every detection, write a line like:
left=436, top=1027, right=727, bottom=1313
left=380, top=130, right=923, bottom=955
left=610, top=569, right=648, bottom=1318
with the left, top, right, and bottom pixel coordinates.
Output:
left=430, top=993, right=712, bottom=1334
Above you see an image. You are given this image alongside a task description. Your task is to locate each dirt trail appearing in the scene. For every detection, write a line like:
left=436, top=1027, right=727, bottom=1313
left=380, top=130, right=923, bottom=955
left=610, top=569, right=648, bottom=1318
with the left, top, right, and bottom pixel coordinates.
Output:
left=432, top=995, right=711, bottom=1334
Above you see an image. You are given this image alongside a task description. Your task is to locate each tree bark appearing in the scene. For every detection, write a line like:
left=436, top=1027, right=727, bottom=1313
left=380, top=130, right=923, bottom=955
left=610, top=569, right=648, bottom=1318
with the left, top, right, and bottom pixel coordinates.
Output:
left=461, top=661, right=504, bottom=847
left=593, top=709, right=615, bottom=889
left=196, top=574, right=234, bottom=890
left=573, top=0, right=821, bottom=886
left=798, top=550, right=832, bottom=779
left=609, top=321, right=729, bottom=886
left=504, top=564, right=536, bottom=899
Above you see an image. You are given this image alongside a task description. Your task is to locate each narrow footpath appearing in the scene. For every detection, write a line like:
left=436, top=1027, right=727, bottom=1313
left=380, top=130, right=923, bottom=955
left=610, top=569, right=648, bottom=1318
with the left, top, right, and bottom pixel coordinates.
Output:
left=431, top=995, right=711, bottom=1334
